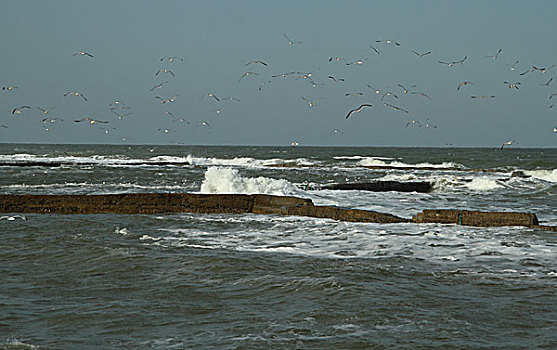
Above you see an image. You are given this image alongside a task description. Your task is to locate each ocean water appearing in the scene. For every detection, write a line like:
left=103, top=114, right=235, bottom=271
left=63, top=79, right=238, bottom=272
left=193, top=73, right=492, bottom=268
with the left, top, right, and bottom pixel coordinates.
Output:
left=1, top=144, right=556, bottom=349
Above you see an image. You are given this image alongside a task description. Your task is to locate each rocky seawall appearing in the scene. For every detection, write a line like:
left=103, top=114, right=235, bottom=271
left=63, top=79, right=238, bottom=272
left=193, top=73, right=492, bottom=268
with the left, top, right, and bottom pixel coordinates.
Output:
left=0, top=193, right=555, bottom=231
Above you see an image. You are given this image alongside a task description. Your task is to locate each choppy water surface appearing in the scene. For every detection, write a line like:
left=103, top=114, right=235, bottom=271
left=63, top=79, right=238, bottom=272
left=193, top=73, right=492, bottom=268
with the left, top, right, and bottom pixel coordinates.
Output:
left=1, top=144, right=556, bottom=349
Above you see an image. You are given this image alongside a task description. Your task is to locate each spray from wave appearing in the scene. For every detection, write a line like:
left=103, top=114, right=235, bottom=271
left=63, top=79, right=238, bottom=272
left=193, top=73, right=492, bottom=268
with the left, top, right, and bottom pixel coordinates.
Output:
left=199, top=167, right=304, bottom=196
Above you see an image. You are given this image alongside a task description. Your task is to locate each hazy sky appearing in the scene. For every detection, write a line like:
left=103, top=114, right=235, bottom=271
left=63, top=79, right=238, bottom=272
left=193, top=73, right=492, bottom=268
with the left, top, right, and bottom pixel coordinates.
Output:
left=1, top=0, right=556, bottom=147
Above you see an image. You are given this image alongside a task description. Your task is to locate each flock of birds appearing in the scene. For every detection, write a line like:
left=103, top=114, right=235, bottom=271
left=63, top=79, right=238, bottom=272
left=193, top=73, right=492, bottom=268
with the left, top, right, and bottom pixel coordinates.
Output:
left=2, top=33, right=557, bottom=147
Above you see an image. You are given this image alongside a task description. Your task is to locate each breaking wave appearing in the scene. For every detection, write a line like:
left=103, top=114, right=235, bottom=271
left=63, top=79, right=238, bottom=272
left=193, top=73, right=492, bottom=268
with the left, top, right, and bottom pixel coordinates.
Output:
left=199, top=167, right=304, bottom=196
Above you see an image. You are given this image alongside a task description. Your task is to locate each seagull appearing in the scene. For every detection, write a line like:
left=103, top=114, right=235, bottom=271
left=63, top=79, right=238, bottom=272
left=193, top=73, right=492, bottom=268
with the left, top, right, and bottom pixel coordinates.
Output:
left=380, top=92, right=399, bottom=101
left=155, top=95, right=178, bottom=104
left=272, top=71, right=296, bottom=78
left=506, top=60, right=519, bottom=71
left=367, top=85, right=385, bottom=94
left=12, top=106, right=31, bottom=115
left=111, top=110, right=132, bottom=119
left=72, top=51, right=93, bottom=58
left=74, top=117, right=108, bottom=124
left=553, top=127, right=556, bottom=133
left=239, top=71, right=258, bottom=81
left=549, top=93, right=557, bottom=99
left=370, top=46, right=381, bottom=55
left=158, top=128, right=172, bottom=133
left=411, top=92, right=432, bottom=100
left=345, top=104, right=373, bottom=119
left=150, top=81, right=169, bottom=92
left=376, top=39, right=400, bottom=46
left=470, top=95, right=496, bottom=99
left=533, top=65, right=555, bottom=74
left=2, top=85, right=18, bottom=91
left=486, top=48, right=502, bottom=59
left=64, top=91, right=88, bottom=101
left=0, top=214, right=29, bottom=221
left=200, top=121, right=211, bottom=128
left=397, top=83, right=415, bottom=94
left=438, top=56, right=467, bottom=66
left=331, top=129, right=344, bottom=135
left=99, top=127, right=116, bottom=134
left=36, top=106, right=55, bottom=114
left=301, top=96, right=320, bottom=107
left=155, top=69, right=175, bottom=77
left=160, top=56, right=183, bottom=63
left=284, top=33, right=302, bottom=45
left=504, top=81, right=521, bottom=89
left=221, top=97, right=241, bottom=102
left=520, top=67, right=535, bottom=76
left=346, top=58, right=367, bottom=66
left=384, top=103, right=409, bottom=113
left=200, top=93, right=220, bottom=102
left=457, top=81, right=473, bottom=91
left=412, top=50, right=431, bottom=58
left=41, top=117, right=63, bottom=123
left=405, top=120, right=422, bottom=127
left=0, top=124, right=8, bottom=129
left=540, top=78, right=553, bottom=86
left=245, top=60, right=268, bottom=66
left=345, top=92, right=364, bottom=97
left=328, top=56, right=344, bottom=62
left=424, top=120, right=438, bottom=128
left=500, top=140, right=517, bottom=149
left=328, top=76, right=345, bottom=84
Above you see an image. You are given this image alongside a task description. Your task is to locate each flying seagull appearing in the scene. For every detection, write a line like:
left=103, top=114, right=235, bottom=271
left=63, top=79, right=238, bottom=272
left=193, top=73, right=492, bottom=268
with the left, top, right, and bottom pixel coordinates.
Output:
left=328, top=76, right=345, bottom=84
left=301, top=96, right=320, bottom=108
left=500, top=140, right=517, bottom=149
left=380, top=92, right=399, bottom=101
left=245, top=60, right=268, bottom=66
left=111, top=110, right=132, bottom=119
left=533, top=65, right=555, bottom=74
left=36, top=106, right=55, bottom=114
left=284, top=33, right=302, bottom=46
left=412, top=50, right=431, bottom=58
left=239, top=72, right=258, bottom=81
left=2, top=86, right=18, bottom=91
left=150, top=81, right=169, bottom=92
left=200, top=93, right=220, bottom=102
left=155, top=95, right=178, bottom=104
left=72, top=51, right=93, bottom=58
left=411, top=92, right=432, bottom=100
left=384, top=103, right=409, bottom=113
left=0, top=214, right=29, bottom=221
left=471, top=95, right=496, bottom=99
left=405, top=120, right=422, bottom=128
left=160, top=56, right=183, bottom=63
left=457, top=81, right=474, bottom=91
left=486, top=48, right=502, bottom=59
left=504, top=81, right=521, bottom=89
left=345, top=104, right=373, bottom=119
left=376, top=39, right=400, bottom=46
left=438, top=56, right=467, bottom=66
left=74, top=117, right=108, bottom=124
left=64, top=91, right=87, bottom=101
left=12, top=106, right=31, bottom=115
left=540, top=77, right=553, bottom=87
left=506, top=60, right=519, bottom=71
left=370, top=46, right=381, bottom=55
left=155, top=69, right=175, bottom=77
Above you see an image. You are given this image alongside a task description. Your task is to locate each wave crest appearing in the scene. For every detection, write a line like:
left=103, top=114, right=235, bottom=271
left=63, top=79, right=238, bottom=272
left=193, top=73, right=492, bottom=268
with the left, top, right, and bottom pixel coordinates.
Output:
left=200, top=167, right=302, bottom=195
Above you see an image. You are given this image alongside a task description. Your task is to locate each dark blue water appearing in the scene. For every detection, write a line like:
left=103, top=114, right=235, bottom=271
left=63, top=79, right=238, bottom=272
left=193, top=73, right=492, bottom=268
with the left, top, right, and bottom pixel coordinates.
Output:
left=1, top=144, right=556, bottom=349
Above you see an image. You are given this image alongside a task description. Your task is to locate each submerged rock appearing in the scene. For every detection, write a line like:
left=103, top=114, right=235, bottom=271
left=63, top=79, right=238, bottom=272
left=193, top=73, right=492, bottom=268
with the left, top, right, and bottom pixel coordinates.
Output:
left=319, top=181, right=432, bottom=193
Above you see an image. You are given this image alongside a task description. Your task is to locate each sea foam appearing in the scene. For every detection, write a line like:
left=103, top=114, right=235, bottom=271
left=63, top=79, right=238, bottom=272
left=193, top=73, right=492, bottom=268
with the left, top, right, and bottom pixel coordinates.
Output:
left=525, top=169, right=557, bottom=183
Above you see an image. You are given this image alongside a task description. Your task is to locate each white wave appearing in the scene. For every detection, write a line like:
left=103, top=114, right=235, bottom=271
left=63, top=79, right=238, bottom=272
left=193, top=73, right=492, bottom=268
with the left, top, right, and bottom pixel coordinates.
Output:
left=333, top=155, right=395, bottom=160
left=199, top=167, right=303, bottom=196
left=184, top=154, right=318, bottom=167
left=525, top=169, right=557, bottom=183
left=358, top=157, right=460, bottom=168
left=464, top=178, right=504, bottom=191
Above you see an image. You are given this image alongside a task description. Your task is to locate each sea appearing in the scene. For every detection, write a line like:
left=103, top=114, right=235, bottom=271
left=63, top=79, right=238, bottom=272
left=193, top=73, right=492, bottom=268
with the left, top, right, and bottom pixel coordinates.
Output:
left=1, top=144, right=556, bottom=349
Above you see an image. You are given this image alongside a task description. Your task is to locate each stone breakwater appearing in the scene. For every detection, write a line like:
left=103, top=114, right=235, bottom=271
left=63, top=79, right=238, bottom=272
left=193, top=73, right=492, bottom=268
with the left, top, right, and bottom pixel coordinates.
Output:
left=0, top=193, right=555, bottom=231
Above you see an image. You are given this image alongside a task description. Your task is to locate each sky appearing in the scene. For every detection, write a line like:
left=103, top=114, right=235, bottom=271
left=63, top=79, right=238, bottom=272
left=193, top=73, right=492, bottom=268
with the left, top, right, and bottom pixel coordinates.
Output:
left=0, top=0, right=556, bottom=147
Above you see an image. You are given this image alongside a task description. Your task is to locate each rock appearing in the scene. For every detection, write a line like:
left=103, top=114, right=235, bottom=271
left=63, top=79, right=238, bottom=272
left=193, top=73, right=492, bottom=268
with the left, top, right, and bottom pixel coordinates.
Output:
left=412, top=209, right=539, bottom=227
left=319, top=181, right=432, bottom=193
left=510, top=171, right=531, bottom=178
